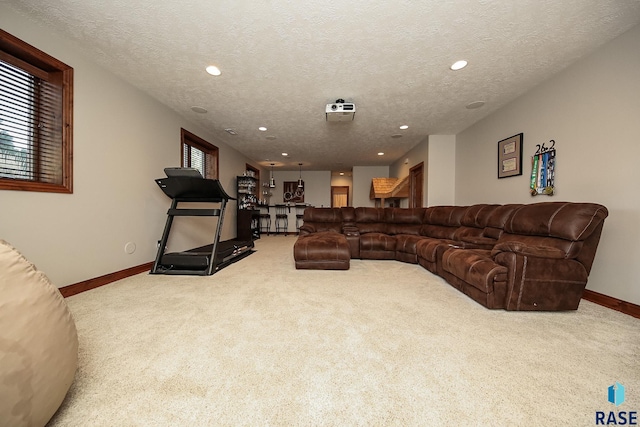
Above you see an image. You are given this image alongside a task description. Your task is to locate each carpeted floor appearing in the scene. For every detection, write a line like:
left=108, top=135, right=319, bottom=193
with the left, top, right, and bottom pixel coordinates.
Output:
left=49, top=236, right=640, bottom=426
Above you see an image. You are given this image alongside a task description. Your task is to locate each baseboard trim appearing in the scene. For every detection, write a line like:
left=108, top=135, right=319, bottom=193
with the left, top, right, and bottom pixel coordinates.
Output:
left=59, top=262, right=153, bottom=298
left=582, top=290, right=640, bottom=319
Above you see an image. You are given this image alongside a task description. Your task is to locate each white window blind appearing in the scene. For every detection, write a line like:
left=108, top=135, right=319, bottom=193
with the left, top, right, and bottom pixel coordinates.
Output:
left=180, top=128, right=218, bottom=180
left=0, top=60, right=63, bottom=184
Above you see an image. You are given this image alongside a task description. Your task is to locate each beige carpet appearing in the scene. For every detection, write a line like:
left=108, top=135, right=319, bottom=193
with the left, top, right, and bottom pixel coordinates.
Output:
left=49, top=236, right=639, bottom=426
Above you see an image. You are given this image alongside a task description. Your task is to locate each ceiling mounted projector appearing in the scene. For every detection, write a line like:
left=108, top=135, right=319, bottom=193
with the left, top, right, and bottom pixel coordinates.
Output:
left=326, top=99, right=356, bottom=121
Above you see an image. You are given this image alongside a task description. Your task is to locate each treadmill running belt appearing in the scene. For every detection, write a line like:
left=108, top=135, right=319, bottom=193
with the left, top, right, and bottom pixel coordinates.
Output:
left=159, top=239, right=254, bottom=271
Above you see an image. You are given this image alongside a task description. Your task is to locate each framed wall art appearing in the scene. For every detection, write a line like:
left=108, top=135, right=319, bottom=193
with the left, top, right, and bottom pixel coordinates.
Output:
left=498, top=133, right=523, bottom=178
left=283, top=181, right=304, bottom=203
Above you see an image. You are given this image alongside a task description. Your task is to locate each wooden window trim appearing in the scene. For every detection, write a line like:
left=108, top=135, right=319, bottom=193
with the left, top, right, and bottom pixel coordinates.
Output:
left=0, top=29, right=73, bottom=193
left=180, top=128, right=219, bottom=179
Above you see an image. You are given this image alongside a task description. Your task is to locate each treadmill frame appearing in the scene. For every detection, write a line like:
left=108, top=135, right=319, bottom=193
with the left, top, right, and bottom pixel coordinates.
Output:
left=150, top=173, right=253, bottom=276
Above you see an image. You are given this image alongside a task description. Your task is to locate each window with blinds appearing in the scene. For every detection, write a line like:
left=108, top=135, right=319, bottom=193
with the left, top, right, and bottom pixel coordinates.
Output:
left=0, top=29, right=73, bottom=193
left=181, top=128, right=218, bottom=179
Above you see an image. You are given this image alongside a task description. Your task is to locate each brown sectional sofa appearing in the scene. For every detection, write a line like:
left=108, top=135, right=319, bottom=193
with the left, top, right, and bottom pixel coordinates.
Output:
left=293, top=202, right=608, bottom=311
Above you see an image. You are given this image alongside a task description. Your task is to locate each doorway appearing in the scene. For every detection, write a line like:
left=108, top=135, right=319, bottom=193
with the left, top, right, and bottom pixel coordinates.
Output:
left=409, top=162, right=424, bottom=208
left=331, top=186, right=349, bottom=208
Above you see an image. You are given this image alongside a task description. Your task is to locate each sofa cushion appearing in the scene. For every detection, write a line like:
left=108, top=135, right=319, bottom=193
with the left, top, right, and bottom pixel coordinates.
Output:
left=460, top=204, right=498, bottom=227
left=294, top=231, right=350, bottom=270
left=496, top=234, right=584, bottom=259
left=504, top=202, right=608, bottom=241
left=396, top=234, right=425, bottom=254
left=423, top=205, right=467, bottom=226
left=416, top=237, right=456, bottom=263
left=481, top=204, right=522, bottom=240
left=385, top=208, right=425, bottom=235
left=360, top=232, right=396, bottom=251
left=301, top=207, right=343, bottom=233
left=355, top=207, right=388, bottom=234
left=454, top=204, right=499, bottom=242
left=441, top=248, right=508, bottom=293
left=340, top=207, right=356, bottom=227
left=421, top=206, right=467, bottom=239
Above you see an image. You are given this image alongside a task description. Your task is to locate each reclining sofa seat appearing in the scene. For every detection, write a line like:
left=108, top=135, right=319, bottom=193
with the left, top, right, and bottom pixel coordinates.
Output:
left=415, top=204, right=500, bottom=274
left=415, top=206, right=467, bottom=274
left=452, top=204, right=500, bottom=245
left=354, top=207, right=396, bottom=260
left=431, top=204, right=523, bottom=280
left=456, top=204, right=523, bottom=249
left=386, top=208, right=427, bottom=263
left=440, top=202, right=608, bottom=311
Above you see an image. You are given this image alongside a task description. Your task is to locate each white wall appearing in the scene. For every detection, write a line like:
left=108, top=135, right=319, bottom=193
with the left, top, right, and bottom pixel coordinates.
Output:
left=0, top=5, right=260, bottom=287
left=270, top=170, right=331, bottom=208
left=455, top=25, right=640, bottom=305
left=427, top=135, right=456, bottom=207
left=352, top=166, right=389, bottom=207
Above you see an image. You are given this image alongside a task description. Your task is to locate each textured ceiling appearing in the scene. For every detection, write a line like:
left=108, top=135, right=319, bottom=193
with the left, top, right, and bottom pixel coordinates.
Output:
left=6, top=0, right=640, bottom=171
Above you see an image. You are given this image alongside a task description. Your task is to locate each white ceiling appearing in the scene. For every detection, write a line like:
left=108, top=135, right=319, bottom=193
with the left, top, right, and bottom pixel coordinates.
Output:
left=6, top=0, right=640, bottom=171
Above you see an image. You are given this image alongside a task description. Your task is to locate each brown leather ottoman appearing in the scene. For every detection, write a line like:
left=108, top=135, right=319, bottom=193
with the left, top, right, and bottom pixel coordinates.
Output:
left=294, top=231, right=350, bottom=270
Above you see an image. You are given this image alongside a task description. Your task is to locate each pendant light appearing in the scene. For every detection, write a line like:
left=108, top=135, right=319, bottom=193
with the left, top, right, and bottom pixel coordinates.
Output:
left=297, top=163, right=304, bottom=188
left=269, top=163, right=276, bottom=188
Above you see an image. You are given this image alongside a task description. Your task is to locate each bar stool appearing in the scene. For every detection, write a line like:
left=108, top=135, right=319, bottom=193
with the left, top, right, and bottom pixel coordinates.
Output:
left=275, top=204, right=288, bottom=235
left=295, top=204, right=306, bottom=233
left=258, top=212, right=271, bottom=235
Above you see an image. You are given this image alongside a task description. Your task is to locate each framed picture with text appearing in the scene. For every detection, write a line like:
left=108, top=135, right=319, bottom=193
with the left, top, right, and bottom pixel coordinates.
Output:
left=498, top=133, right=523, bottom=178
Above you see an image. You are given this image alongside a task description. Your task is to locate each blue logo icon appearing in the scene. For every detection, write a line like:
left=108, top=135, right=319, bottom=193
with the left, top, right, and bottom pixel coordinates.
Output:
left=596, top=382, right=636, bottom=425
left=608, top=382, right=626, bottom=407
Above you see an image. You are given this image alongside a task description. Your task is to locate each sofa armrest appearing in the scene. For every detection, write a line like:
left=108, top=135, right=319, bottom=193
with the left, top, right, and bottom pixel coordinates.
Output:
left=461, top=236, right=497, bottom=250
left=491, top=241, right=567, bottom=259
left=342, top=226, right=361, bottom=258
left=446, top=241, right=486, bottom=250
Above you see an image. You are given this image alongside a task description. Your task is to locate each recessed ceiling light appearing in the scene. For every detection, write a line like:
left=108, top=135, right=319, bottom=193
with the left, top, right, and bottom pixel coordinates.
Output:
left=466, top=101, right=485, bottom=109
left=191, top=106, right=208, bottom=114
left=399, top=125, right=409, bottom=130
left=450, top=60, right=468, bottom=71
left=224, top=128, right=237, bottom=135
left=391, top=134, right=403, bottom=138
left=205, top=65, right=221, bottom=76
left=265, top=135, right=277, bottom=140
left=282, top=152, right=288, bottom=156
left=339, top=172, right=344, bottom=176
left=378, top=152, right=384, bottom=156
left=258, top=126, right=267, bottom=131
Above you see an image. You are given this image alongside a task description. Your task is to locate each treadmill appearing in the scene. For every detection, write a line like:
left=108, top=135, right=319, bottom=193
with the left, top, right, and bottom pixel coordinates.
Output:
left=150, top=168, right=254, bottom=275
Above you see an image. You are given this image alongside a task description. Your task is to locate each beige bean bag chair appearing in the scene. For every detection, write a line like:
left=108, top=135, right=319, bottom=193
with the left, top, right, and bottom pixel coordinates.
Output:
left=0, top=240, right=78, bottom=427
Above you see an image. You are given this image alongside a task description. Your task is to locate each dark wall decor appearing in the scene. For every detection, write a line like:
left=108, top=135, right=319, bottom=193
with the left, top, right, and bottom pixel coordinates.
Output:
left=497, top=133, right=523, bottom=178
left=283, top=181, right=304, bottom=203
left=530, top=140, right=556, bottom=196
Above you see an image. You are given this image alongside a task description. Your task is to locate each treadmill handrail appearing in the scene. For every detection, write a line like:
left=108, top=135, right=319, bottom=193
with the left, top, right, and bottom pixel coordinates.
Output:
left=155, top=177, right=236, bottom=202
